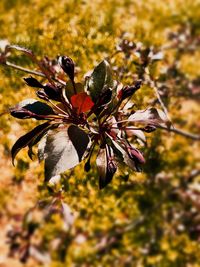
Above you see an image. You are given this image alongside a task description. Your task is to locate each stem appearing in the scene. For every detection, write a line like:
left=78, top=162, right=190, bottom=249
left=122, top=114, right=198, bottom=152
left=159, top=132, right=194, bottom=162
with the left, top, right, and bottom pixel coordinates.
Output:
left=145, top=67, right=171, bottom=123
left=0, top=110, right=9, bottom=116
left=48, top=99, right=69, bottom=116
left=4, top=61, right=66, bottom=86
left=72, top=80, right=77, bottom=94
left=158, top=125, right=200, bottom=141
left=5, top=61, right=46, bottom=77
left=111, top=119, right=130, bottom=125
left=111, top=126, right=142, bottom=130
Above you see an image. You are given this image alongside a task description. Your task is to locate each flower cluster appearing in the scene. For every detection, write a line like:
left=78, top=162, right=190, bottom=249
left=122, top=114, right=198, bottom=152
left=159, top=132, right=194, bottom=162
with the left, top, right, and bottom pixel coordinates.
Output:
left=9, top=46, right=168, bottom=189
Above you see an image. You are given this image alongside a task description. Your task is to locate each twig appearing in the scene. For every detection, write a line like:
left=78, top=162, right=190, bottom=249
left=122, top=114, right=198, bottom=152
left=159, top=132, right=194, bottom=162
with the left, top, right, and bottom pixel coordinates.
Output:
left=5, top=61, right=46, bottom=77
left=144, top=70, right=200, bottom=141
left=2, top=61, right=66, bottom=86
left=145, top=69, right=171, bottom=122
left=158, top=125, right=200, bottom=141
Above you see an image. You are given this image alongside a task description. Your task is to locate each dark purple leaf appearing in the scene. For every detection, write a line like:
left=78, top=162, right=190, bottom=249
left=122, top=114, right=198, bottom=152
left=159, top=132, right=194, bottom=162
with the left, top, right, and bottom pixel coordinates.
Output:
left=68, top=125, right=90, bottom=161
left=43, top=84, right=62, bottom=102
left=10, top=108, right=36, bottom=119
left=11, top=122, right=51, bottom=165
left=111, top=139, right=143, bottom=172
left=10, top=99, right=55, bottom=118
left=118, top=80, right=142, bottom=100
left=127, top=146, right=145, bottom=164
left=84, top=160, right=91, bottom=172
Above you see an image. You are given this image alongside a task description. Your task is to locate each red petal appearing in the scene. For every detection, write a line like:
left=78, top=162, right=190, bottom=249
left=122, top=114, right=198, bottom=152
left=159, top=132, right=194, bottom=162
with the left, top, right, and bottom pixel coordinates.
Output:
left=71, top=92, right=94, bottom=114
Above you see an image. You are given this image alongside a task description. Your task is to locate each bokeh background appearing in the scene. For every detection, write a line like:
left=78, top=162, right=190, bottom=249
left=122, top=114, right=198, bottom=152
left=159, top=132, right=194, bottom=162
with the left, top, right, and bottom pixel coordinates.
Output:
left=0, top=0, right=200, bottom=266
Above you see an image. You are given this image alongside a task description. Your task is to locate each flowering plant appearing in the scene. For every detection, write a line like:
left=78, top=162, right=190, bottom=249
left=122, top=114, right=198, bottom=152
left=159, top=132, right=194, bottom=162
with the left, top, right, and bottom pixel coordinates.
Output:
left=6, top=45, right=168, bottom=189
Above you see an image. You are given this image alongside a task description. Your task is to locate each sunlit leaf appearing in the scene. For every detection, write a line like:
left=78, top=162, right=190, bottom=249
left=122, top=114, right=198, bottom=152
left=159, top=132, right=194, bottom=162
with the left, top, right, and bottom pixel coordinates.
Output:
left=28, top=124, right=54, bottom=160
left=128, top=108, right=169, bottom=126
left=44, top=125, right=89, bottom=181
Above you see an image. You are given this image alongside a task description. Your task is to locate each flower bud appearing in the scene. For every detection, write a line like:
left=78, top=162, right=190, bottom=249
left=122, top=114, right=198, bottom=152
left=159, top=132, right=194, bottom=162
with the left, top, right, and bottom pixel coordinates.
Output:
left=43, top=84, right=61, bottom=102
left=24, top=77, right=43, bottom=88
left=36, top=90, right=49, bottom=101
left=107, top=158, right=117, bottom=176
left=127, top=146, right=145, bottom=164
left=118, top=80, right=142, bottom=101
left=58, top=56, right=75, bottom=81
left=10, top=108, right=35, bottom=119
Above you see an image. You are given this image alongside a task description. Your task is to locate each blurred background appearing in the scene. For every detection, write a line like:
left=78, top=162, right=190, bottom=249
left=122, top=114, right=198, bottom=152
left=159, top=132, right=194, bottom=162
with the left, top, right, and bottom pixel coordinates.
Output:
left=0, top=0, right=200, bottom=266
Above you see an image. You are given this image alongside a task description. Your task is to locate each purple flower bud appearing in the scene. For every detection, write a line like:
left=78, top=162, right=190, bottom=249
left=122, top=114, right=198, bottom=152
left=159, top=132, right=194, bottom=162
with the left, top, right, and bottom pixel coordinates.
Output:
left=43, top=84, right=62, bottom=102
left=107, top=158, right=117, bottom=175
left=127, top=146, right=145, bottom=164
left=10, top=108, right=35, bottom=119
left=36, top=90, right=49, bottom=101
left=58, top=56, right=75, bottom=81
left=118, top=80, right=142, bottom=101
left=24, top=77, right=43, bottom=88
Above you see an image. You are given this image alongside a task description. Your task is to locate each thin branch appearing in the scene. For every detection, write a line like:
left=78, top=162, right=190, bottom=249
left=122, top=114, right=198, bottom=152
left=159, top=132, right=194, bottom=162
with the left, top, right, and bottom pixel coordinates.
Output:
left=3, top=61, right=66, bottom=86
left=145, top=72, right=171, bottom=122
left=158, top=125, right=200, bottom=141
left=5, top=61, right=46, bottom=77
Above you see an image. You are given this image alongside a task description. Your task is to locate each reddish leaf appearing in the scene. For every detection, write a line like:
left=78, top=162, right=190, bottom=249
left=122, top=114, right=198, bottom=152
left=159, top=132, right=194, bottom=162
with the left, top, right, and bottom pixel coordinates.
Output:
left=71, top=92, right=94, bottom=114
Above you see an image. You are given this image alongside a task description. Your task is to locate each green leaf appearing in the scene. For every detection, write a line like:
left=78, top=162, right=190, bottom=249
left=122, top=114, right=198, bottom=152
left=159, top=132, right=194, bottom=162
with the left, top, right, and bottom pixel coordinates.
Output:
left=87, top=60, right=113, bottom=103
left=44, top=125, right=89, bottom=181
